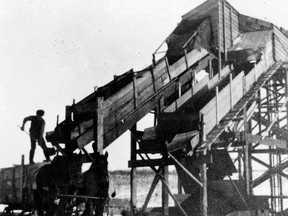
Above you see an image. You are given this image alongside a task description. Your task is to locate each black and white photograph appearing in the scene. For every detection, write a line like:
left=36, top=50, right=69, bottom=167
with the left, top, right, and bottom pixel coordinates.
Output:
left=1, top=0, right=288, bottom=215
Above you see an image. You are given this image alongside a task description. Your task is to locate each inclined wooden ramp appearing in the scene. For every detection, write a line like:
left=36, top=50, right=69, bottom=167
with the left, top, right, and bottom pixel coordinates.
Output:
left=198, top=62, right=283, bottom=153
left=48, top=47, right=210, bottom=151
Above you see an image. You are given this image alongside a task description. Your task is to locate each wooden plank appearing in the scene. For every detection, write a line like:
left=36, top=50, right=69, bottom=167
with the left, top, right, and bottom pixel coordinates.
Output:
left=253, top=159, right=288, bottom=188
left=217, top=81, right=231, bottom=121
left=244, top=133, right=287, bottom=148
left=200, top=97, right=217, bottom=134
left=234, top=101, right=257, bottom=131
left=166, top=131, right=199, bottom=152
left=105, top=49, right=208, bottom=130
left=231, top=71, right=244, bottom=107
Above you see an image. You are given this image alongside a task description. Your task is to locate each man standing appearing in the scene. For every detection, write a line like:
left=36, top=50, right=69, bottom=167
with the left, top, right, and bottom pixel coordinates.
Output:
left=21, top=109, right=50, bottom=164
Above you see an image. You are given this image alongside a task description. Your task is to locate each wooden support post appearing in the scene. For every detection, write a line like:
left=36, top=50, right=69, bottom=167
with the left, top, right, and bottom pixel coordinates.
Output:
left=190, top=71, right=196, bottom=97
left=193, top=70, right=197, bottom=86
left=152, top=54, right=156, bottom=66
left=94, top=97, right=104, bottom=154
left=216, top=86, right=219, bottom=125
left=65, top=105, right=72, bottom=121
left=184, top=48, right=189, bottom=69
left=238, top=149, right=242, bottom=179
left=209, top=53, right=213, bottom=79
left=56, top=115, right=59, bottom=126
left=218, top=0, right=222, bottom=79
left=254, top=63, right=257, bottom=82
left=142, top=173, right=160, bottom=212
left=150, top=66, right=156, bottom=93
left=258, top=91, right=262, bottom=136
left=229, top=5, right=233, bottom=45
left=285, top=68, right=288, bottom=129
left=162, top=165, right=169, bottom=216
left=200, top=114, right=208, bottom=216
left=178, top=83, right=182, bottom=97
left=130, top=124, right=137, bottom=209
left=165, top=57, right=172, bottom=81
left=132, top=71, right=138, bottom=108
left=264, top=48, right=268, bottom=69
left=222, top=0, right=227, bottom=62
left=243, top=75, right=246, bottom=95
left=243, top=105, right=251, bottom=195
left=20, top=155, right=24, bottom=204
left=168, top=153, right=203, bottom=187
left=178, top=176, right=182, bottom=194
left=230, top=73, right=233, bottom=110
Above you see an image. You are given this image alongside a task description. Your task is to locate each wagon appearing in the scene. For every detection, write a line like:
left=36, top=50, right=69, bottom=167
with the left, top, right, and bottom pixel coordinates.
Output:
left=0, top=158, right=47, bottom=215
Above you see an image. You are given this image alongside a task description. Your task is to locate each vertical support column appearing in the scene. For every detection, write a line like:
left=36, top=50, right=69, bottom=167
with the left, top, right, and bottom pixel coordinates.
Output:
left=65, top=105, right=72, bottom=121
left=165, top=57, right=172, bottom=81
left=94, top=97, right=104, bottom=154
left=253, top=63, right=257, bottom=82
left=258, top=91, right=262, bottom=135
left=274, top=77, right=282, bottom=212
left=222, top=0, right=227, bottom=62
left=229, top=4, right=233, bottom=45
left=150, top=66, right=156, bottom=93
left=238, top=149, right=242, bottom=179
left=216, top=86, right=219, bottom=125
left=265, top=80, right=274, bottom=212
left=209, top=53, right=213, bottom=79
left=200, top=114, right=208, bottom=216
left=130, top=124, right=137, bottom=210
left=20, top=155, right=24, bottom=204
left=285, top=68, right=288, bottom=140
left=229, top=73, right=233, bottom=110
left=162, top=165, right=169, bottom=216
left=133, top=70, right=138, bottom=108
left=178, top=83, right=182, bottom=98
left=184, top=48, right=189, bottom=69
left=243, top=105, right=251, bottom=195
left=218, top=0, right=222, bottom=79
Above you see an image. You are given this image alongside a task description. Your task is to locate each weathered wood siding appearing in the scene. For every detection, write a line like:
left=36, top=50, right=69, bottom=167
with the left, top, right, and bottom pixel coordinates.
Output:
left=218, top=0, right=239, bottom=52
left=273, top=26, right=288, bottom=62
left=200, top=41, right=274, bottom=135
left=182, top=0, right=239, bottom=52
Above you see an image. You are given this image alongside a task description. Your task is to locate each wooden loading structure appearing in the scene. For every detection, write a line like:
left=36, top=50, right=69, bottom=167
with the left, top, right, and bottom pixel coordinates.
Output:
left=46, top=0, right=288, bottom=215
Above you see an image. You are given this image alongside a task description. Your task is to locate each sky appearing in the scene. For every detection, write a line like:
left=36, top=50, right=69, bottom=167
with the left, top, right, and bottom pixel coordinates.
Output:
left=1, top=0, right=288, bottom=170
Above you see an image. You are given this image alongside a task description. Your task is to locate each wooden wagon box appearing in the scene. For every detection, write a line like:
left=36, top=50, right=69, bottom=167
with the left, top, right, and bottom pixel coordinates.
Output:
left=0, top=162, right=47, bottom=208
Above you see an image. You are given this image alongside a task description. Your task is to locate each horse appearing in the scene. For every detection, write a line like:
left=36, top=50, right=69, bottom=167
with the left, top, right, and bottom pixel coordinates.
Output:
left=33, top=153, right=83, bottom=216
left=80, top=151, right=109, bottom=216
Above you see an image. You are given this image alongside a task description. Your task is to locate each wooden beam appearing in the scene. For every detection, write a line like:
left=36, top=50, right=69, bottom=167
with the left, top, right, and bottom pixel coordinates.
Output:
left=138, top=154, right=188, bottom=216
left=95, top=97, right=104, bottom=154
left=130, top=124, right=137, bottom=209
left=20, top=155, right=24, bottom=204
left=165, top=57, right=172, bottom=81
left=200, top=113, right=207, bottom=216
left=133, top=71, right=138, bottom=108
left=162, top=165, right=169, bottom=216
left=218, top=0, right=222, bottom=78
left=243, top=133, right=287, bottom=148
left=168, top=153, right=203, bottom=187
left=216, top=86, right=219, bottom=125
left=252, top=159, right=288, bottom=188
left=141, top=173, right=160, bottom=212
left=128, top=158, right=174, bottom=168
